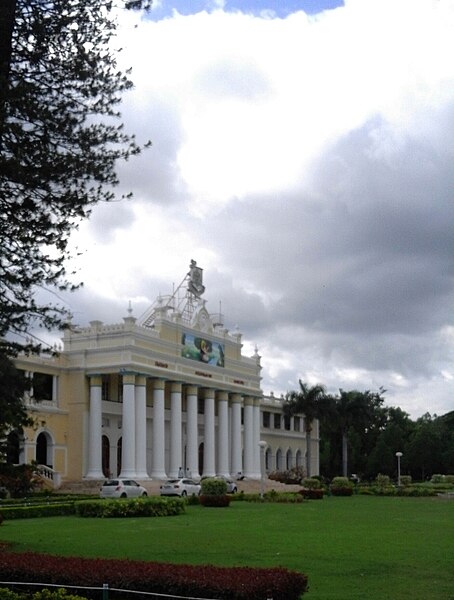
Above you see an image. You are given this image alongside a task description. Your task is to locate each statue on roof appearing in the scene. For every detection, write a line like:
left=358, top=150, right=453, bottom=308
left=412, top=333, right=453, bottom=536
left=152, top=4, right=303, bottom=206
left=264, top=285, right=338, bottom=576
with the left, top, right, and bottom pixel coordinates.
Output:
left=188, top=259, right=205, bottom=298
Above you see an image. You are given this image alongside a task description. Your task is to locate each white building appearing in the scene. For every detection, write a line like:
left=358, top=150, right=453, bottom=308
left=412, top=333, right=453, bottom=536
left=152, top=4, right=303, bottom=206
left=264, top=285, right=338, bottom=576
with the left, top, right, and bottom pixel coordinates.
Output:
left=10, top=262, right=319, bottom=484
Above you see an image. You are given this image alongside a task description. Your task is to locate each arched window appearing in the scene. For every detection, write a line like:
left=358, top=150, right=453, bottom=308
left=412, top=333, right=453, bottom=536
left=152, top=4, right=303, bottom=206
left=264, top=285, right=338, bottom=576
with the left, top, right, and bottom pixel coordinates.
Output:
left=295, top=449, right=302, bottom=468
left=286, top=448, right=293, bottom=470
left=265, top=447, right=272, bottom=472
left=276, top=448, right=283, bottom=471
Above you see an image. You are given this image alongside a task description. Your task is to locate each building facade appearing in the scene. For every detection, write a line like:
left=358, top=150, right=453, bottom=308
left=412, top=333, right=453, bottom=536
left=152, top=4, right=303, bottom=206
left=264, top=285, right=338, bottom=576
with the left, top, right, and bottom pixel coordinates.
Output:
left=10, top=263, right=319, bottom=484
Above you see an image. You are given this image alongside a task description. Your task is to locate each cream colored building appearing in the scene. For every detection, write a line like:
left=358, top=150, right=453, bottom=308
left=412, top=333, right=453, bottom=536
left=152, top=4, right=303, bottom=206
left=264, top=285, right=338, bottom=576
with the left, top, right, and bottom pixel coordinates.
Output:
left=10, top=263, right=319, bottom=485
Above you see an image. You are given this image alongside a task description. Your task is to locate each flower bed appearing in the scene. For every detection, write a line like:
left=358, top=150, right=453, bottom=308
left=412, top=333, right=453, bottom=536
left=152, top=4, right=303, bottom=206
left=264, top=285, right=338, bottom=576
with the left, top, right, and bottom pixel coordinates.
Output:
left=0, top=552, right=308, bottom=600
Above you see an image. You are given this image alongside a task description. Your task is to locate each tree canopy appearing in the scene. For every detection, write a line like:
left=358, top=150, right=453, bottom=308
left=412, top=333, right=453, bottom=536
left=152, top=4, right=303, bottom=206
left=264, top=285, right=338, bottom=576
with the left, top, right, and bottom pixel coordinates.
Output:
left=0, top=0, right=150, bottom=441
left=0, top=0, right=150, bottom=356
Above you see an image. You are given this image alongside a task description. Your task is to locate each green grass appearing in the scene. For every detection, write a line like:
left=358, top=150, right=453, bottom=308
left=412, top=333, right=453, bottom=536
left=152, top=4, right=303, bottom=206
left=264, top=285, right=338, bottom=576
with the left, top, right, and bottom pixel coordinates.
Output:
left=1, top=496, right=453, bottom=600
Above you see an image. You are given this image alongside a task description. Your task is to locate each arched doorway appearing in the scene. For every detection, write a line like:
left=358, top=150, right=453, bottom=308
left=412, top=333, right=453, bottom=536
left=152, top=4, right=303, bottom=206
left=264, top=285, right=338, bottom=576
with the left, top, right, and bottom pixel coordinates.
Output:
left=198, top=442, right=204, bottom=476
left=36, top=432, right=52, bottom=467
left=116, top=437, right=122, bottom=477
left=6, top=431, right=20, bottom=464
left=102, top=435, right=110, bottom=478
left=265, top=447, right=272, bottom=472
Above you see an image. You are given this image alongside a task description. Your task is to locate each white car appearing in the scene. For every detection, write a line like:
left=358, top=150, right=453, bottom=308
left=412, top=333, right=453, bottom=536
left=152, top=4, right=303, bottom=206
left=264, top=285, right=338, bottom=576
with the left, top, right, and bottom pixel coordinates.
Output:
left=160, top=478, right=201, bottom=497
left=100, top=479, right=148, bottom=499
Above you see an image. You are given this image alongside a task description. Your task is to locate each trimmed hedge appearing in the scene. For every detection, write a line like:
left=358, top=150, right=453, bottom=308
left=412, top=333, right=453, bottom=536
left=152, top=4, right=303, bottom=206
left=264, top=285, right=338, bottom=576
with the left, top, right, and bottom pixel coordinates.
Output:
left=75, top=497, right=185, bottom=518
left=199, top=494, right=231, bottom=507
left=299, top=489, right=324, bottom=500
left=0, top=552, right=308, bottom=600
left=231, top=491, right=305, bottom=503
left=0, top=503, right=75, bottom=520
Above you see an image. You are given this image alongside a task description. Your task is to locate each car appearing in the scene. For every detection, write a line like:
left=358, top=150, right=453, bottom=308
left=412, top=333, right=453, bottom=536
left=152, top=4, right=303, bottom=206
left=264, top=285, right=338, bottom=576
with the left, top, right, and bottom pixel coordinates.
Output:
left=200, top=475, right=238, bottom=493
left=100, top=479, right=148, bottom=499
left=160, top=478, right=201, bottom=497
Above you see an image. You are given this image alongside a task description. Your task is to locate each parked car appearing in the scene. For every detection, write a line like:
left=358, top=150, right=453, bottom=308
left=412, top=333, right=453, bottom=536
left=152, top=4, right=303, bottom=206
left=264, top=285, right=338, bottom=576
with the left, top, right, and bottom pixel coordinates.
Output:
left=100, top=479, right=148, bottom=499
left=200, top=475, right=238, bottom=493
left=160, top=478, right=201, bottom=497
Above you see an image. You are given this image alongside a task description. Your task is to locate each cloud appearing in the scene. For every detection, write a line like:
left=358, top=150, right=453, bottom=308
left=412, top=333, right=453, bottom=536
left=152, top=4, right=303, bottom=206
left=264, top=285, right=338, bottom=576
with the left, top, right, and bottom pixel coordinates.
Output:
left=62, top=0, right=454, bottom=418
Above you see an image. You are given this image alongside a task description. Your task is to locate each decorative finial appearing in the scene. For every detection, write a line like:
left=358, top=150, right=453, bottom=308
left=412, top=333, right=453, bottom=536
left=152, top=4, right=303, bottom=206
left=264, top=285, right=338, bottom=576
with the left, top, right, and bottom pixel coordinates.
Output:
left=127, top=300, right=133, bottom=316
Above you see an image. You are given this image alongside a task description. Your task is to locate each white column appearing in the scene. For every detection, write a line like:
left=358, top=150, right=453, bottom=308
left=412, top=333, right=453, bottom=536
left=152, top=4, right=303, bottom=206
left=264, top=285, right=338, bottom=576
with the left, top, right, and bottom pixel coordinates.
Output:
left=52, top=375, right=58, bottom=403
left=169, top=382, right=182, bottom=478
left=202, top=388, right=216, bottom=477
left=186, top=385, right=199, bottom=479
left=86, top=375, right=104, bottom=479
left=230, top=394, right=242, bottom=478
left=243, top=396, right=255, bottom=478
left=253, top=398, right=262, bottom=478
left=135, top=375, right=149, bottom=479
left=151, top=379, right=167, bottom=479
left=217, top=391, right=229, bottom=477
left=119, top=373, right=137, bottom=478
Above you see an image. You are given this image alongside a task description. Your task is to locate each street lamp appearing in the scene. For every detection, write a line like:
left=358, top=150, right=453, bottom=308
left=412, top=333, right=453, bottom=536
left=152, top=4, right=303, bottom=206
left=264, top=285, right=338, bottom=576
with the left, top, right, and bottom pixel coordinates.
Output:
left=395, top=451, right=403, bottom=487
left=259, top=441, right=267, bottom=499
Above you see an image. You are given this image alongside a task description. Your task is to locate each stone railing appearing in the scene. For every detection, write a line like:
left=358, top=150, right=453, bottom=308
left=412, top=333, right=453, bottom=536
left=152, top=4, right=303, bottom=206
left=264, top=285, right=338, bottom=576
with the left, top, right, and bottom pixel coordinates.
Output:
left=35, top=464, right=61, bottom=489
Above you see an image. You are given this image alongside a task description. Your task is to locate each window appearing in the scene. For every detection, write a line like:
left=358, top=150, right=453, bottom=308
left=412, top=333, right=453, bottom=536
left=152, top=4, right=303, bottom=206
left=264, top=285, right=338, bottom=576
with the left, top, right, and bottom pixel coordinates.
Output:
left=32, top=373, right=53, bottom=401
left=294, top=416, right=301, bottom=432
left=102, top=375, right=110, bottom=401
left=263, top=411, right=270, bottom=428
left=284, top=415, right=291, bottom=430
left=274, top=413, right=281, bottom=429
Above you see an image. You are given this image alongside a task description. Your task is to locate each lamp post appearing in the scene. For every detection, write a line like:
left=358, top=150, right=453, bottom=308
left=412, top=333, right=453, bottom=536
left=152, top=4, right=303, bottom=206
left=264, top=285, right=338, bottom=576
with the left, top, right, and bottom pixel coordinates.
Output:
left=395, top=451, right=403, bottom=487
left=259, top=441, right=267, bottom=499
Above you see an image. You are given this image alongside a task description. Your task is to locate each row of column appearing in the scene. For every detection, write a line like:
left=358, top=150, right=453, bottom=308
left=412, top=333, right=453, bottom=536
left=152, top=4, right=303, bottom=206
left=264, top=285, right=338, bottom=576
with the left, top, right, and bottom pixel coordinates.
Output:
left=86, top=374, right=262, bottom=480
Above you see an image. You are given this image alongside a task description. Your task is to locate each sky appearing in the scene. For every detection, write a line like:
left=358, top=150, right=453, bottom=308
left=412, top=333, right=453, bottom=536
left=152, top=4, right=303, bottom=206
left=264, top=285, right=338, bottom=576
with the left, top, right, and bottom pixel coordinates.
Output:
left=57, top=0, right=454, bottom=419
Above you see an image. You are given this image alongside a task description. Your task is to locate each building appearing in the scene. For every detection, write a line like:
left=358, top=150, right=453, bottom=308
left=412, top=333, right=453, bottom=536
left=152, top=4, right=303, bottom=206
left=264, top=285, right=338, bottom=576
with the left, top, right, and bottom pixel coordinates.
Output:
left=9, top=262, right=319, bottom=485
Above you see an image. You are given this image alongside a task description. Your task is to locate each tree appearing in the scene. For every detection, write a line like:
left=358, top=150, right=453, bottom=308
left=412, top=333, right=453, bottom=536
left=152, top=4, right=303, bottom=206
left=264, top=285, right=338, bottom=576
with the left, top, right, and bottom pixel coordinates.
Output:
left=0, top=0, right=151, bottom=356
left=284, top=381, right=327, bottom=477
left=0, top=352, right=31, bottom=459
left=0, top=1, right=150, bottom=439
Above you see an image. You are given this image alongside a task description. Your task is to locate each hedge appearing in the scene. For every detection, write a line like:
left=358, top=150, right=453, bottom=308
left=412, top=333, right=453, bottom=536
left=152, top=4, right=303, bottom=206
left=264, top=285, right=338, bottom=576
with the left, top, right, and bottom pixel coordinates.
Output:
left=0, top=503, right=75, bottom=520
left=75, top=497, right=185, bottom=518
left=0, top=552, right=308, bottom=600
left=0, top=587, right=88, bottom=600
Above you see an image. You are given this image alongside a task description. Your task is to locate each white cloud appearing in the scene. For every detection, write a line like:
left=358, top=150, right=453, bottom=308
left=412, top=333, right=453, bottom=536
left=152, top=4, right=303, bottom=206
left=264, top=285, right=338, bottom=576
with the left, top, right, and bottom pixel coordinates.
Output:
left=63, top=0, right=454, bottom=418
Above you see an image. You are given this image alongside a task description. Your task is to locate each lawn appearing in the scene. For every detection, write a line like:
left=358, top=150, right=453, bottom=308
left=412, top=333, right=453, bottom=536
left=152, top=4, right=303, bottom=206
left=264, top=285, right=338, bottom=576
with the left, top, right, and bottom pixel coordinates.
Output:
left=1, top=495, right=453, bottom=600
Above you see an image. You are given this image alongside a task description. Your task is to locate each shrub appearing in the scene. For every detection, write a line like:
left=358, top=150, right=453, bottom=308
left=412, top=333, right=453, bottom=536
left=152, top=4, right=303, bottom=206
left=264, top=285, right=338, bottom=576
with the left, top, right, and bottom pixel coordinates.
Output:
left=75, top=497, right=185, bottom=518
left=431, top=474, right=445, bottom=484
left=445, top=475, right=454, bottom=485
left=302, top=478, right=322, bottom=490
left=330, top=487, right=353, bottom=496
left=0, top=503, right=75, bottom=520
left=268, top=467, right=304, bottom=485
left=200, top=478, right=227, bottom=496
left=331, top=477, right=351, bottom=488
left=199, top=494, right=231, bottom=507
left=0, top=552, right=309, bottom=599
left=399, top=475, right=412, bottom=487
left=299, top=489, right=323, bottom=500
left=375, top=474, right=391, bottom=487
left=0, top=464, right=42, bottom=498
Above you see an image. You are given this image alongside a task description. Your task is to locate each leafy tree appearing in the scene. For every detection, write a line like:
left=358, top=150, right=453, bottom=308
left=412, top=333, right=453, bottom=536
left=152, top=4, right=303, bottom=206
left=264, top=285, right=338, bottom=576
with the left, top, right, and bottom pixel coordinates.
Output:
left=284, top=381, right=327, bottom=477
left=406, top=414, right=444, bottom=480
left=0, top=352, right=31, bottom=459
left=1, top=0, right=151, bottom=356
left=0, top=0, right=150, bottom=441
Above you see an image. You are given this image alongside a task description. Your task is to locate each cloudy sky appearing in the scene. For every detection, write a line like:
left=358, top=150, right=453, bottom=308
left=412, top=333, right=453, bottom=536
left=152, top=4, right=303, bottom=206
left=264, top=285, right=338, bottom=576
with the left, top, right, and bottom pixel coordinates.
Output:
left=62, top=0, right=454, bottom=418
